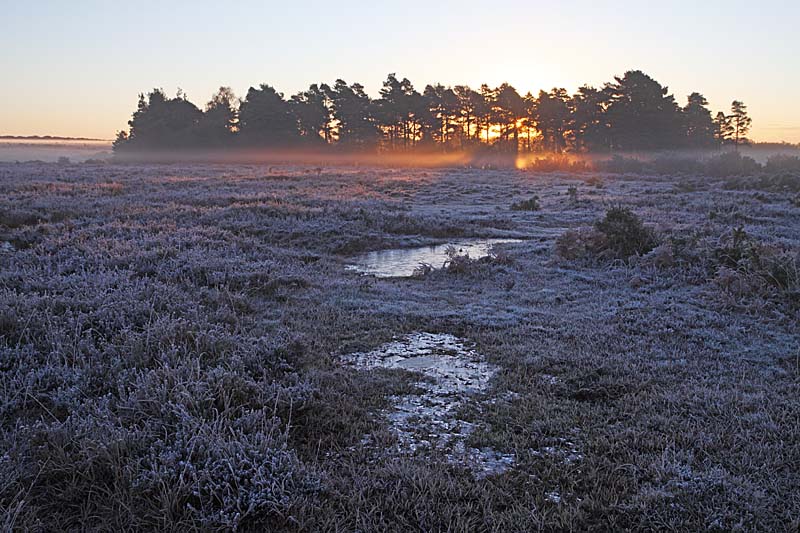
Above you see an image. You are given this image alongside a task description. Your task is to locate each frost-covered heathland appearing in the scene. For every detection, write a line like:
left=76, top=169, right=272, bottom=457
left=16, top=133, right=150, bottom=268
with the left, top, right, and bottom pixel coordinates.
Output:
left=1, top=161, right=798, bottom=531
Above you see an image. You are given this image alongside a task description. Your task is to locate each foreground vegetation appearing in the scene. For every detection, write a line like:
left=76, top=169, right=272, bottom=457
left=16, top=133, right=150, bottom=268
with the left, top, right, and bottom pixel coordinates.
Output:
left=1, top=162, right=798, bottom=531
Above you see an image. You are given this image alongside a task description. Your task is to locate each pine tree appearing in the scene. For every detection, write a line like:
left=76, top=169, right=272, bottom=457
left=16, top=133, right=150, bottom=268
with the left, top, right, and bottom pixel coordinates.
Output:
left=730, top=100, right=752, bottom=149
left=713, top=111, right=734, bottom=147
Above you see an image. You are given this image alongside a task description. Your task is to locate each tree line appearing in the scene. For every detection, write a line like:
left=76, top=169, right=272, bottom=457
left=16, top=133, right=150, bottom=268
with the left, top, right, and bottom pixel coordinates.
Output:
left=113, top=70, right=751, bottom=154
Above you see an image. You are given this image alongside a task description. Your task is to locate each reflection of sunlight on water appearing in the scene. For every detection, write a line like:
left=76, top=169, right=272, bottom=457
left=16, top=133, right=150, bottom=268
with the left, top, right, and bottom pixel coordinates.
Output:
left=346, top=238, right=521, bottom=277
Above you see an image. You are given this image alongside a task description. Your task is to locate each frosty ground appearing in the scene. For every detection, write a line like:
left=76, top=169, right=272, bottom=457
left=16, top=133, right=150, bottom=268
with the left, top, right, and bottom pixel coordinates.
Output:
left=0, top=161, right=798, bottom=531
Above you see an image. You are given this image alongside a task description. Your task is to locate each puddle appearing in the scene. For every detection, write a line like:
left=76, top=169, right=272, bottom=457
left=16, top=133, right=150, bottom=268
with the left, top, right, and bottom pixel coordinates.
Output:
left=345, top=238, right=521, bottom=277
left=343, top=332, right=514, bottom=477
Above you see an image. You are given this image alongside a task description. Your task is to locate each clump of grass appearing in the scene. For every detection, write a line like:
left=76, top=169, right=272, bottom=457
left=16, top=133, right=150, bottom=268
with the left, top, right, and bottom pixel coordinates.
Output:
left=412, top=245, right=513, bottom=277
left=566, top=186, right=579, bottom=202
left=510, top=195, right=540, bottom=211
left=584, top=175, right=604, bottom=188
left=647, top=225, right=800, bottom=307
left=708, top=227, right=799, bottom=306
left=412, top=262, right=435, bottom=278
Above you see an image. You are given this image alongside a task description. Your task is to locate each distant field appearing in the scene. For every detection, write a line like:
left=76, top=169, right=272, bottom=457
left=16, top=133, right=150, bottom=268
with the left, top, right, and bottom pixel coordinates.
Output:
left=0, top=138, right=112, bottom=162
left=1, top=162, right=798, bottom=531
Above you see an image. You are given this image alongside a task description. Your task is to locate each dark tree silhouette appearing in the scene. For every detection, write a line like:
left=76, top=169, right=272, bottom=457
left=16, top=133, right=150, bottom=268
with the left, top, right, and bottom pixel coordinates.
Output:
left=454, top=85, right=483, bottom=146
left=730, top=100, right=752, bottom=149
left=424, top=84, right=459, bottom=149
left=713, top=111, right=734, bottom=146
left=531, top=88, right=571, bottom=152
left=197, top=87, right=238, bottom=146
left=378, top=74, right=427, bottom=150
left=238, top=84, right=298, bottom=146
left=112, top=70, right=752, bottom=156
left=604, top=70, right=683, bottom=150
left=329, top=80, right=380, bottom=148
left=569, top=85, right=609, bottom=152
left=114, top=89, right=203, bottom=151
left=493, top=83, right=525, bottom=152
left=682, top=92, right=715, bottom=147
left=290, top=84, right=333, bottom=144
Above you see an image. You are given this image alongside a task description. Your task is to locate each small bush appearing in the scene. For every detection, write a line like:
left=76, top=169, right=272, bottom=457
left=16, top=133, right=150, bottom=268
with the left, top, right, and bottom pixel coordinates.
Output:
left=704, top=151, right=761, bottom=177
left=511, top=196, right=540, bottom=211
left=594, top=207, right=658, bottom=260
left=556, top=207, right=657, bottom=262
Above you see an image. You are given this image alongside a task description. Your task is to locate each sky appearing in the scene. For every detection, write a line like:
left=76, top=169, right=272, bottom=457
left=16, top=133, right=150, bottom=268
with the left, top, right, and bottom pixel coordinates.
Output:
left=1, top=0, right=798, bottom=142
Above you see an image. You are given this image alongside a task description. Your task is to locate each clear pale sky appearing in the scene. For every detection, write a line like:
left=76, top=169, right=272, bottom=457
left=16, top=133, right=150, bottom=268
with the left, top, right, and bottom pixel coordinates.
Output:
left=2, top=0, right=798, bottom=142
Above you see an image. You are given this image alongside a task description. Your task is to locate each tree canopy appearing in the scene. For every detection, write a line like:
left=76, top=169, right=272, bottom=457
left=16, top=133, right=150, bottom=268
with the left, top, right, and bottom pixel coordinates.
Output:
left=114, top=70, right=750, bottom=155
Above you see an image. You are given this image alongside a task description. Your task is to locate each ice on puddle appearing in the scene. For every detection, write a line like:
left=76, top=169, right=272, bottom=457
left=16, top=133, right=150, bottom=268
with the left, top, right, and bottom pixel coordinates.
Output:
left=343, top=332, right=514, bottom=477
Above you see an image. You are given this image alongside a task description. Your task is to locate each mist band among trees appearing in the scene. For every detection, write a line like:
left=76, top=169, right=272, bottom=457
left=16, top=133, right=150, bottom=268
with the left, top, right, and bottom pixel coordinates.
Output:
left=113, top=70, right=751, bottom=155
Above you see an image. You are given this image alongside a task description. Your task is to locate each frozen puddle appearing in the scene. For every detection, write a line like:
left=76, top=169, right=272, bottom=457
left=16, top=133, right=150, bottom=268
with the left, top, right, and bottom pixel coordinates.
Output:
left=345, top=238, right=521, bottom=277
left=343, top=332, right=514, bottom=477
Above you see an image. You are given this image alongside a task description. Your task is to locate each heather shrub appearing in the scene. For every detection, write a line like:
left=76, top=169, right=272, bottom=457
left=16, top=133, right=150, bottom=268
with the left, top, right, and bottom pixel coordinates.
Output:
left=724, top=172, right=800, bottom=193
left=594, top=207, right=658, bottom=259
left=764, top=154, right=800, bottom=173
left=556, top=207, right=657, bottom=262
